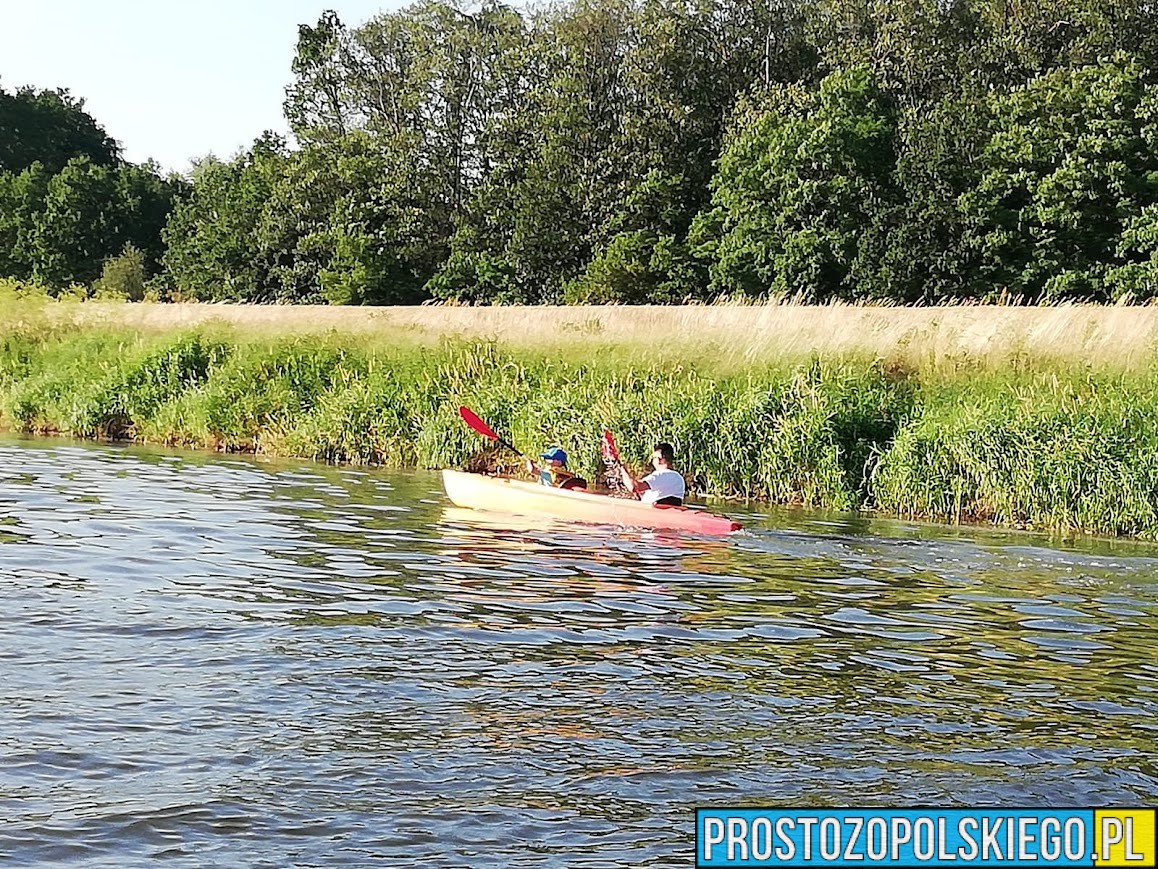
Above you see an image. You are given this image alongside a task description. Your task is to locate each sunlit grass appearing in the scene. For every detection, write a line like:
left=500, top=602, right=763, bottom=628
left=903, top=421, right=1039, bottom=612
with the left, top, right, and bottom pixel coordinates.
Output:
left=43, top=298, right=1158, bottom=373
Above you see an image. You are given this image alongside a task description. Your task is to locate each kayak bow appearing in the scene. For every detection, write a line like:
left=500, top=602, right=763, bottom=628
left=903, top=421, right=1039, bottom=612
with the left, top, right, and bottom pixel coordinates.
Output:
left=441, top=470, right=742, bottom=535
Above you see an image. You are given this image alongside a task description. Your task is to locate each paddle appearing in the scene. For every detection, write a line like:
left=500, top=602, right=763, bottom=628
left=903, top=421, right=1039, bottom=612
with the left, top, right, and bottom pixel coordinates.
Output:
left=600, top=429, right=621, bottom=467
left=601, top=429, right=632, bottom=494
left=458, top=405, right=524, bottom=457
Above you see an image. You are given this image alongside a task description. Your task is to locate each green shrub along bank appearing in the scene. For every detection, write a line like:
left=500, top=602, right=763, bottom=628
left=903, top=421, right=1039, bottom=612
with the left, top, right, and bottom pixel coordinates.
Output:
left=872, top=372, right=1158, bottom=536
left=4, top=323, right=1158, bottom=538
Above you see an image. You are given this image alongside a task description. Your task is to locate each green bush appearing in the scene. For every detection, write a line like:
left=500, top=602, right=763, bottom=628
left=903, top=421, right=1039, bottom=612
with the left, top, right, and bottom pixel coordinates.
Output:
left=92, top=244, right=147, bottom=301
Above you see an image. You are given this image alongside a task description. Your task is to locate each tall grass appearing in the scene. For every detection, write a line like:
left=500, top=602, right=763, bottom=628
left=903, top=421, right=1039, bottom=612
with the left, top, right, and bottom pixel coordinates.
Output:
left=53, top=299, right=1158, bottom=371
left=6, top=294, right=1158, bottom=537
left=872, top=369, right=1158, bottom=537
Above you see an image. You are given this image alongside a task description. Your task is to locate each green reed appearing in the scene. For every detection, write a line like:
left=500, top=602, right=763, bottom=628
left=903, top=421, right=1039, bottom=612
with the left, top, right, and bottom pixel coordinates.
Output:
left=4, top=303, right=1158, bottom=538
left=871, top=368, right=1158, bottom=537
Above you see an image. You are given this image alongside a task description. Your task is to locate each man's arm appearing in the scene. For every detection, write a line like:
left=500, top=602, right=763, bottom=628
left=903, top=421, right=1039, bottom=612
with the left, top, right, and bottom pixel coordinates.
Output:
left=619, top=465, right=649, bottom=495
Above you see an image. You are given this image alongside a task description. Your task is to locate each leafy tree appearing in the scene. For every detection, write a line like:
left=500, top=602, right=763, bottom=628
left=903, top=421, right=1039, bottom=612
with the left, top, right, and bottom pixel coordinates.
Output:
left=283, top=11, right=351, bottom=143
left=958, top=55, right=1158, bottom=301
left=11, top=0, right=1158, bottom=305
left=563, top=1, right=813, bottom=303
left=115, top=163, right=186, bottom=277
left=283, top=3, right=531, bottom=303
left=29, top=157, right=124, bottom=286
left=1110, top=205, right=1158, bottom=300
left=161, top=137, right=288, bottom=301
left=0, top=84, right=120, bottom=175
left=863, top=90, right=993, bottom=303
left=564, top=226, right=706, bottom=303
left=0, top=162, right=52, bottom=279
left=14, top=158, right=171, bottom=288
left=0, top=160, right=176, bottom=291
left=93, top=243, right=147, bottom=300
left=315, top=132, right=450, bottom=304
left=694, top=67, right=898, bottom=301
left=963, top=0, right=1158, bottom=89
left=431, top=0, right=639, bottom=302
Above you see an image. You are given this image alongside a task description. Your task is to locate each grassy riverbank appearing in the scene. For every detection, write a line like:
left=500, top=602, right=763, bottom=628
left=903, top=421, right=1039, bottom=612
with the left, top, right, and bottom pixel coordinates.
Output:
left=5, top=292, right=1158, bottom=537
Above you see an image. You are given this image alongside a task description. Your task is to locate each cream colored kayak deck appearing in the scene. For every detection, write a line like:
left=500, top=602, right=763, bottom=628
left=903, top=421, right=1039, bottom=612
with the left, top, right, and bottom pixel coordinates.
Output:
left=441, top=470, right=742, bottom=534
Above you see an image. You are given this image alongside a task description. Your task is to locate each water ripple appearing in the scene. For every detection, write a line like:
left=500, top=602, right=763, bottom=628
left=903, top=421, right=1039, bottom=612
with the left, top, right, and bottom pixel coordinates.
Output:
left=1, top=438, right=1156, bottom=867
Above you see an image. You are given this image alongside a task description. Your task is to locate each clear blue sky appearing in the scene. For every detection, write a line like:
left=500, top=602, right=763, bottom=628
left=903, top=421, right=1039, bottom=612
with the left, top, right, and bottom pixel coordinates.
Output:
left=0, top=0, right=406, bottom=173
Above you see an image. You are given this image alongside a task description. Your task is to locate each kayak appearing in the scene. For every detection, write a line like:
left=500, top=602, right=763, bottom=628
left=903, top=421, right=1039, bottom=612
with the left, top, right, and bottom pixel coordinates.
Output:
left=441, top=469, right=742, bottom=535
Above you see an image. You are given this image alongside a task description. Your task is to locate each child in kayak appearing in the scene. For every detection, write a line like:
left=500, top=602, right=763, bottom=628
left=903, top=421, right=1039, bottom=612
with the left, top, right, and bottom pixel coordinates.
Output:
left=526, top=446, right=587, bottom=490
left=619, top=442, right=685, bottom=506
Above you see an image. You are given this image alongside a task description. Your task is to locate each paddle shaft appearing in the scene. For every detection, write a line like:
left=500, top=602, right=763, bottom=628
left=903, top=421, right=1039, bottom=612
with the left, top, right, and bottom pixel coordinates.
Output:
left=458, top=405, right=525, bottom=457
left=493, top=434, right=524, bottom=458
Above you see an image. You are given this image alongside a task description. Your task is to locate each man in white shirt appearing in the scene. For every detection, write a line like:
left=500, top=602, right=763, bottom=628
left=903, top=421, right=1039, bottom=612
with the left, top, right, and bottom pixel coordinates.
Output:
left=619, top=442, right=686, bottom=506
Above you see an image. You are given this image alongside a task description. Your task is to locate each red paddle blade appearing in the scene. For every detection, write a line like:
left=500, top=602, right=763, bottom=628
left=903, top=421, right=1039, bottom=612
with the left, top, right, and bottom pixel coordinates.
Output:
left=601, top=429, right=620, bottom=464
left=459, top=406, right=500, bottom=441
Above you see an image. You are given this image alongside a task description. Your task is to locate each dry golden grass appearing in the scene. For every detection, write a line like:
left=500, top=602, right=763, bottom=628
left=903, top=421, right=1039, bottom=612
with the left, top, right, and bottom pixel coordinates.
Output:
left=50, top=300, right=1158, bottom=371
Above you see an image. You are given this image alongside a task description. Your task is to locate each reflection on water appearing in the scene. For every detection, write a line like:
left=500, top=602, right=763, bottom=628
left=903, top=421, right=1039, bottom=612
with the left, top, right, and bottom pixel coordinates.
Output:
left=0, top=437, right=1155, bottom=867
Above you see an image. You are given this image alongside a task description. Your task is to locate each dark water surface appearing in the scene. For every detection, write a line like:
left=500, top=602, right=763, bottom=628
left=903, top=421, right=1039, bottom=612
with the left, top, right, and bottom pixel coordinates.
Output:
left=1, top=437, right=1155, bottom=867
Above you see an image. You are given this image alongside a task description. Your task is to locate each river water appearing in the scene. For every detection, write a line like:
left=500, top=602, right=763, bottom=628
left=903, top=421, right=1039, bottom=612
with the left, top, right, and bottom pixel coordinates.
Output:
left=0, top=438, right=1155, bottom=867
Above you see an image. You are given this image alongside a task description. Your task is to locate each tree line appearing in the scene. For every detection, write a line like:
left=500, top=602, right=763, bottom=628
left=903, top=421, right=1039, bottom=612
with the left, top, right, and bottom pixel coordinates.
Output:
left=0, top=85, right=183, bottom=297
left=4, top=0, right=1158, bottom=305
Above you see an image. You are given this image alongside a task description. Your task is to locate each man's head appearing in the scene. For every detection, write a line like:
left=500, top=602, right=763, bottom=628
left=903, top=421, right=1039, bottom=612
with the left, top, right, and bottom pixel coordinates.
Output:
left=540, top=446, right=568, bottom=467
left=651, top=442, right=675, bottom=469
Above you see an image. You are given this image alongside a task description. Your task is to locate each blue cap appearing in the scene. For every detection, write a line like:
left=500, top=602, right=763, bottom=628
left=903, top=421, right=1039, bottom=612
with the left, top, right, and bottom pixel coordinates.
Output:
left=540, top=446, right=567, bottom=465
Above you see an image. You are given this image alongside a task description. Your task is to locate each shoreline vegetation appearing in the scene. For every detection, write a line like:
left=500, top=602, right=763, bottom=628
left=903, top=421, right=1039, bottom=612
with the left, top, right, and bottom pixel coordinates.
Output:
left=5, top=293, right=1158, bottom=540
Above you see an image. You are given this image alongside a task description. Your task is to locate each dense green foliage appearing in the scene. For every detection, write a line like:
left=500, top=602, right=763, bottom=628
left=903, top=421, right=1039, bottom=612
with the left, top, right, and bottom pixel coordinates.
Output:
left=5, top=308, right=1158, bottom=537
left=155, top=0, right=1158, bottom=304
left=0, top=84, right=119, bottom=174
left=8, top=0, right=1158, bottom=303
left=0, top=84, right=183, bottom=290
left=872, top=371, right=1158, bottom=534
